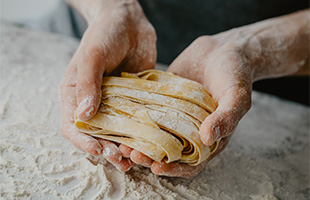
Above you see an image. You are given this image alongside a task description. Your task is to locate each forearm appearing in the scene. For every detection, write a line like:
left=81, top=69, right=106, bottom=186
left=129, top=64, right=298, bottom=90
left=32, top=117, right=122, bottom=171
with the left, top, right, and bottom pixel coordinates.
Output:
left=237, top=9, right=309, bottom=81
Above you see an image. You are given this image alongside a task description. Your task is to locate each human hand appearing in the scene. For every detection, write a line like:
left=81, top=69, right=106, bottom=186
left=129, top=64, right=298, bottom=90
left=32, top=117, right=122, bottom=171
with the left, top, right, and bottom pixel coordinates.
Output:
left=127, top=10, right=309, bottom=177
left=127, top=32, right=253, bottom=177
left=60, top=0, right=156, bottom=171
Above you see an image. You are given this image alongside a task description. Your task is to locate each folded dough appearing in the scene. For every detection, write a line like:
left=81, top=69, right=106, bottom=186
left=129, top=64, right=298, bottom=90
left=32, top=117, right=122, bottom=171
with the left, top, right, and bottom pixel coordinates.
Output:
left=75, top=70, right=219, bottom=166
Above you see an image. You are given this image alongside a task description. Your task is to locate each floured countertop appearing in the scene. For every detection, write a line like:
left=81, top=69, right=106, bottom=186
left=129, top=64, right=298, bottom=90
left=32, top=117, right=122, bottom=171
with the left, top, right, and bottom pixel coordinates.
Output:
left=0, top=22, right=309, bottom=200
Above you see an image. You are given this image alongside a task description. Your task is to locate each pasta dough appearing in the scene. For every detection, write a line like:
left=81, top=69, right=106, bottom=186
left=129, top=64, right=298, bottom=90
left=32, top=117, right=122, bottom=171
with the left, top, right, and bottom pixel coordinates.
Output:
left=75, top=70, right=219, bottom=166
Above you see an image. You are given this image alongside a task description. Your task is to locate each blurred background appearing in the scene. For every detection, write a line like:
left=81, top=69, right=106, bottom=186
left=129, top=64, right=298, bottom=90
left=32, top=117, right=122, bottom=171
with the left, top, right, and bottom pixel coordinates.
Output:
left=0, top=0, right=60, bottom=28
left=1, top=0, right=309, bottom=106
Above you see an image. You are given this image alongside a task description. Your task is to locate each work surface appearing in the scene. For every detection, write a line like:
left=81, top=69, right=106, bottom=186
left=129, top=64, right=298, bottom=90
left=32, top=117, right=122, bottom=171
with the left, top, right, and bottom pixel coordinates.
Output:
left=0, top=22, right=309, bottom=200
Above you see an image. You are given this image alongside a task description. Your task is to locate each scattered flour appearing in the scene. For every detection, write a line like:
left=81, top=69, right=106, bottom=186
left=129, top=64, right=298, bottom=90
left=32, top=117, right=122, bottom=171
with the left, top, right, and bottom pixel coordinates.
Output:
left=0, top=22, right=309, bottom=200
left=86, top=106, right=95, bottom=117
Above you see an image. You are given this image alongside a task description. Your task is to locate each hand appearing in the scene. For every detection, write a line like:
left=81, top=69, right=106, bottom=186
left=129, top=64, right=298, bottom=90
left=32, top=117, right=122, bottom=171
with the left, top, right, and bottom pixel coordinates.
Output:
left=127, top=10, right=309, bottom=178
left=129, top=32, right=252, bottom=178
left=60, top=0, right=156, bottom=171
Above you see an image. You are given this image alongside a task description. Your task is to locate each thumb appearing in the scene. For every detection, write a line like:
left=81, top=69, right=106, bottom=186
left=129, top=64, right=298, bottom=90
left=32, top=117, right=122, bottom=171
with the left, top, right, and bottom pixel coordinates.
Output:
left=200, top=84, right=252, bottom=146
left=75, top=46, right=106, bottom=121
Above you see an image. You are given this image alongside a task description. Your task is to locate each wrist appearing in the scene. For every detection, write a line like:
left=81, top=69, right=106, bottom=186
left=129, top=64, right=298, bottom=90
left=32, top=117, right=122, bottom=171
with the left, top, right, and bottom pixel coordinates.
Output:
left=241, top=10, right=309, bottom=81
left=215, top=10, right=309, bottom=82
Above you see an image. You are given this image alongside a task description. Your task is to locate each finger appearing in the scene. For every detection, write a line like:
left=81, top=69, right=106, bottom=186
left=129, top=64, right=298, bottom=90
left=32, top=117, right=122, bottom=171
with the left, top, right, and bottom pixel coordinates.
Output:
left=119, top=144, right=134, bottom=158
left=115, top=158, right=134, bottom=172
left=130, top=150, right=153, bottom=167
left=200, top=84, right=251, bottom=146
left=151, top=161, right=205, bottom=178
left=75, top=44, right=105, bottom=121
left=75, top=24, right=128, bottom=121
left=61, top=121, right=102, bottom=155
left=97, top=139, right=123, bottom=165
left=60, top=72, right=102, bottom=155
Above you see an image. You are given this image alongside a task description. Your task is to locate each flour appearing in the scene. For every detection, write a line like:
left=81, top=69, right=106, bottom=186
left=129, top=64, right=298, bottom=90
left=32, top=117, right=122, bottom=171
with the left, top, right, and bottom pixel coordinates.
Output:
left=102, top=146, right=122, bottom=163
left=86, top=106, right=95, bottom=117
left=0, top=23, right=309, bottom=200
left=77, top=95, right=95, bottom=118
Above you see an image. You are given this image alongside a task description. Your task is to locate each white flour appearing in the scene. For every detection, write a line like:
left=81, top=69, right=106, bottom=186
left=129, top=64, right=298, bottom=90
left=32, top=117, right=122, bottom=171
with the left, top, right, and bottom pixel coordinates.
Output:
left=0, top=23, right=309, bottom=200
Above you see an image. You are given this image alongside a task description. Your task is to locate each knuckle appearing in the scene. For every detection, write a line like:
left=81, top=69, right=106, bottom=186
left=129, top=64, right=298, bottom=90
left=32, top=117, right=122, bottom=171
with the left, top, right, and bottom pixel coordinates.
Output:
left=77, top=79, right=101, bottom=95
left=59, top=75, right=77, bottom=89
left=61, top=127, right=70, bottom=140
left=59, top=84, right=66, bottom=98
left=196, top=35, right=208, bottom=42
left=59, top=82, right=65, bottom=91
left=229, top=83, right=251, bottom=99
left=60, top=122, right=72, bottom=139
left=148, top=26, right=157, bottom=40
left=195, top=35, right=212, bottom=44
left=78, top=78, right=97, bottom=88
left=86, top=44, right=104, bottom=57
left=140, top=22, right=156, bottom=36
left=59, top=82, right=69, bottom=97
left=144, top=22, right=155, bottom=33
left=244, top=96, right=252, bottom=112
left=150, top=167, right=161, bottom=175
left=235, top=86, right=252, bottom=112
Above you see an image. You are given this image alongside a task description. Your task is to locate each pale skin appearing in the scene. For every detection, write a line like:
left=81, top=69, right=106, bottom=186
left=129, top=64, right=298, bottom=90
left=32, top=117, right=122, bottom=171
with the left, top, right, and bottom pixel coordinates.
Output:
left=60, top=0, right=309, bottom=178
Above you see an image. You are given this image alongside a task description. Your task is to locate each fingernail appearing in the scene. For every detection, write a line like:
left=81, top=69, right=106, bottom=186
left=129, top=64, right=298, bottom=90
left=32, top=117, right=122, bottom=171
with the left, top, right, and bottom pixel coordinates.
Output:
left=213, top=125, right=221, bottom=141
left=102, top=146, right=122, bottom=164
left=96, top=148, right=102, bottom=155
left=85, top=106, right=94, bottom=117
left=102, top=146, right=112, bottom=157
left=204, top=125, right=220, bottom=145
left=204, top=133, right=212, bottom=145
left=117, top=155, right=122, bottom=163
left=77, top=97, right=92, bottom=118
left=115, top=160, right=131, bottom=172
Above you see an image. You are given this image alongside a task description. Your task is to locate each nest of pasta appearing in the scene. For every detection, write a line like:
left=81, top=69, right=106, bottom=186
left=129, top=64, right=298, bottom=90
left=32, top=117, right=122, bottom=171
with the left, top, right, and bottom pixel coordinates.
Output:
left=75, top=70, right=219, bottom=166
